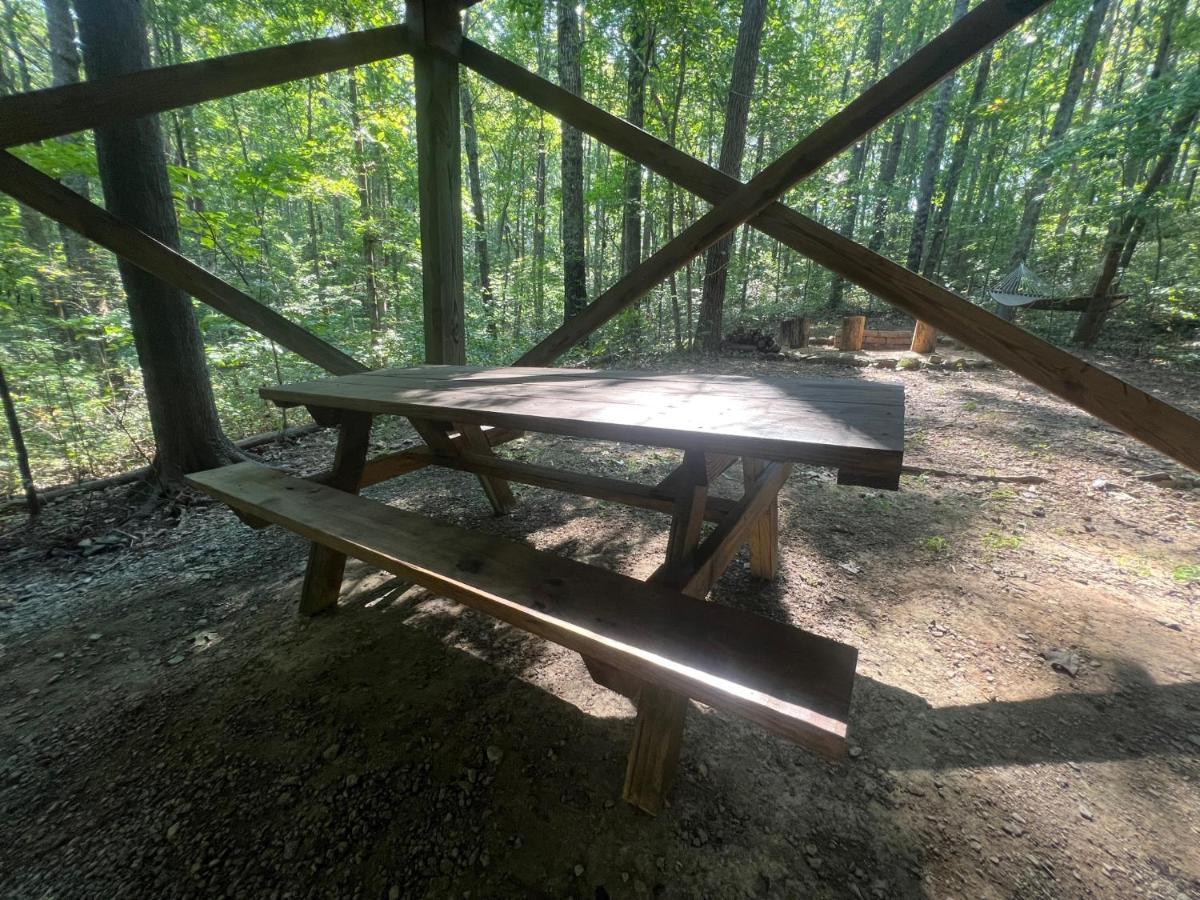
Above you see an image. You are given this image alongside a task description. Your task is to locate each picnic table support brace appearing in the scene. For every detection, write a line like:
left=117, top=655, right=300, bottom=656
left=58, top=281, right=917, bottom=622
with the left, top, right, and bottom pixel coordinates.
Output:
left=742, top=457, right=779, bottom=578
left=409, top=417, right=515, bottom=515
left=299, top=410, right=373, bottom=614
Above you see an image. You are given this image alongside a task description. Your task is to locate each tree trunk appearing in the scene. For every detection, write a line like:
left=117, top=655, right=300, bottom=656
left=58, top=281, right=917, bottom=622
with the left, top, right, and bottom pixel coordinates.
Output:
left=907, top=0, right=969, bottom=274
left=557, top=0, right=587, bottom=324
left=1073, top=76, right=1200, bottom=346
left=0, top=360, right=40, bottom=517
left=827, top=2, right=883, bottom=309
left=922, top=46, right=992, bottom=280
left=460, top=68, right=496, bottom=339
left=620, top=15, right=655, bottom=276
left=1003, top=0, right=1111, bottom=319
left=693, top=0, right=768, bottom=353
left=74, top=0, right=239, bottom=486
left=347, top=65, right=383, bottom=333
left=532, top=30, right=549, bottom=332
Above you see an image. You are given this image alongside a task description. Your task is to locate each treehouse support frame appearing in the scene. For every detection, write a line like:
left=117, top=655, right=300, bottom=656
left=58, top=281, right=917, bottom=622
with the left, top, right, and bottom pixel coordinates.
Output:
left=0, top=0, right=1195, bottom=472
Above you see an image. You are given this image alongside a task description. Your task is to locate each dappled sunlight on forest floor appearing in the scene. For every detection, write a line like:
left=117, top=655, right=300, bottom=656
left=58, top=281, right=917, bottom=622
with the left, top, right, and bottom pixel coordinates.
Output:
left=1, top=359, right=1197, bottom=898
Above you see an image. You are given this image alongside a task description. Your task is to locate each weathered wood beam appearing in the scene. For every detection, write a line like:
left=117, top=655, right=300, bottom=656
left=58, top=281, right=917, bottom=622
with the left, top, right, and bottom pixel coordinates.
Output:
left=0, top=151, right=365, bottom=376
left=513, top=0, right=1052, bottom=367
left=409, top=0, right=466, bottom=364
left=0, top=26, right=415, bottom=149
left=655, top=461, right=792, bottom=599
left=459, top=39, right=1200, bottom=474
left=425, top=449, right=736, bottom=521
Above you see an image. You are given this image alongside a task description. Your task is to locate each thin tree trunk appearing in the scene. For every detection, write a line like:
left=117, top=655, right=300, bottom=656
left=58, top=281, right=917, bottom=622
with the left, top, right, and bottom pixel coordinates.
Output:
left=347, top=66, right=383, bottom=333
left=75, top=0, right=239, bottom=486
left=923, top=47, right=993, bottom=281
left=460, top=67, right=496, bottom=339
left=1002, top=0, right=1111, bottom=320
left=557, top=0, right=587, bottom=324
left=0, top=360, right=40, bottom=517
left=694, top=0, right=768, bottom=353
left=1074, top=76, right=1200, bottom=345
left=828, top=2, right=884, bottom=308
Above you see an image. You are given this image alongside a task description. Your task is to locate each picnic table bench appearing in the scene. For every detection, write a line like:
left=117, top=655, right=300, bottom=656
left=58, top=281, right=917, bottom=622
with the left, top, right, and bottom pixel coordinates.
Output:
left=187, top=365, right=905, bottom=813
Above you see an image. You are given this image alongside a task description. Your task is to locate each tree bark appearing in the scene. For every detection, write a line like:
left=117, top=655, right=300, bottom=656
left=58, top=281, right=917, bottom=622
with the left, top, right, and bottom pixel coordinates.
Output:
left=1002, top=0, right=1111, bottom=319
left=347, top=65, right=383, bottom=333
left=922, top=46, right=992, bottom=280
left=827, top=2, right=884, bottom=309
left=460, top=67, right=496, bottom=339
left=693, top=0, right=768, bottom=353
left=0, top=360, right=40, bottom=517
left=1073, top=75, right=1200, bottom=345
left=907, top=0, right=969, bottom=274
left=74, top=0, right=239, bottom=486
left=557, top=0, right=587, bottom=324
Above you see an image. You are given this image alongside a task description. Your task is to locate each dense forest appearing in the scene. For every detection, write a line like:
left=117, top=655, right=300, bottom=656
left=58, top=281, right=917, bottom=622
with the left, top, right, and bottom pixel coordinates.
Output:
left=1, top=0, right=1198, bottom=496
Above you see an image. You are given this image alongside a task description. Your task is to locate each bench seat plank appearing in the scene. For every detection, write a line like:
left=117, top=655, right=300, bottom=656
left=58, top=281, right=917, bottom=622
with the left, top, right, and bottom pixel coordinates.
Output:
left=187, top=462, right=856, bottom=757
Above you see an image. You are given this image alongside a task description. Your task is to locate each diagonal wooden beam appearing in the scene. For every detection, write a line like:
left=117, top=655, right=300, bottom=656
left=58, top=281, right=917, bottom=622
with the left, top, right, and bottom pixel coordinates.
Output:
left=0, top=151, right=366, bottom=376
left=459, top=40, right=1200, bottom=473
left=515, top=0, right=1052, bottom=368
left=0, top=25, right=415, bottom=149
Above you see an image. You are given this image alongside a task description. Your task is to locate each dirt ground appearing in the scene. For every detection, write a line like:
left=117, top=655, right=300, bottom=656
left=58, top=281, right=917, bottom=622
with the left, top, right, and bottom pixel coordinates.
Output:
left=1, top=356, right=1198, bottom=899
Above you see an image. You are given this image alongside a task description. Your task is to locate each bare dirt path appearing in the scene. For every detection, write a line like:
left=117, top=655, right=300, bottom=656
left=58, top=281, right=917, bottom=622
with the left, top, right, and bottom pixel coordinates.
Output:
left=1, top=358, right=1197, bottom=899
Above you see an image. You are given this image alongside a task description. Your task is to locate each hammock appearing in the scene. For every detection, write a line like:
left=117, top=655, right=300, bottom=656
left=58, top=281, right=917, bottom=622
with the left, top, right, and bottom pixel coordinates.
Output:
left=988, top=263, right=1123, bottom=312
left=989, top=262, right=1064, bottom=307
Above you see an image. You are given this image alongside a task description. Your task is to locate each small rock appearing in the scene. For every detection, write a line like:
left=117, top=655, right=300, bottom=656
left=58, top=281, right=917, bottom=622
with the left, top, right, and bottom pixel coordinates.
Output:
left=87, top=633, right=102, bottom=642
left=1002, top=822, right=1023, bottom=837
left=166, top=655, right=185, bottom=666
left=1079, top=805, right=1094, bottom=821
left=322, top=743, right=340, bottom=762
left=1188, top=735, right=1200, bottom=748
left=573, top=863, right=584, bottom=877
left=848, top=745, right=863, bottom=758
left=485, top=745, right=503, bottom=765
left=388, top=887, right=401, bottom=900
left=166, top=823, right=180, bottom=841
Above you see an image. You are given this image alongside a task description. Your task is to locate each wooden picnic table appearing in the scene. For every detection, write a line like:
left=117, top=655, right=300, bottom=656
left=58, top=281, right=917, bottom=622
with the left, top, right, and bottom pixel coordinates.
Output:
left=188, top=365, right=905, bottom=814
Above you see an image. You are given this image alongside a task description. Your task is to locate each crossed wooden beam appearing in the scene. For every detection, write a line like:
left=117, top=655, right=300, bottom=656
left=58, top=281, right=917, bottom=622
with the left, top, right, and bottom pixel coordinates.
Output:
left=0, top=0, right=1197, bottom=473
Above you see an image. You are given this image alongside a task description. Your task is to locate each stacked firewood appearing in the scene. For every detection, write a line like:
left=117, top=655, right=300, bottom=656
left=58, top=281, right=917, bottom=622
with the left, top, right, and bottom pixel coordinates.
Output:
left=721, top=325, right=782, bottom=356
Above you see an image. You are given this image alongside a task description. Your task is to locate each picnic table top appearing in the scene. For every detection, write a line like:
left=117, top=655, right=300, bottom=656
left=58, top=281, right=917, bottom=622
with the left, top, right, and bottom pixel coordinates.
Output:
left=263, top=365, right=905, bottom=475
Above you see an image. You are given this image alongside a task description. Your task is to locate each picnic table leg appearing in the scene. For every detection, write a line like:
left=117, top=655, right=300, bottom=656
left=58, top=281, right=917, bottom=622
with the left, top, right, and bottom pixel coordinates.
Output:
left=410, top=417, right=515, bottom=515
left=299, top=411, right=373, bottom=615
left=741, top=457, right=779, bottom=579
left=620, top=450, right=709, bottom=815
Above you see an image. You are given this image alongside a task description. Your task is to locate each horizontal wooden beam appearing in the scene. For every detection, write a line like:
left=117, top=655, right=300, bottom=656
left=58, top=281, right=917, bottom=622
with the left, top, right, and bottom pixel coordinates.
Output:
left=460, top=40, right=1200, bottom=474
left=0, top=151, right=365, bottom=376
left=0, top=25, right=415, bottom=148
left=430, top=449, right=736, bottom=522
left=513, top=0, right=1052, bottom=367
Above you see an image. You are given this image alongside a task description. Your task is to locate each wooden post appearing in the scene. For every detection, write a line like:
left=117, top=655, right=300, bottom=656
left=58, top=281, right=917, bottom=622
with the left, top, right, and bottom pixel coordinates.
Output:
left=0, top=360, right=40, bottom=518
left=299, top=411, right=373, bottom=614
left=621, top=451, right=709, bottom=815
left=741, top=457, right=778, bottom=578
left=838, top=315, right=866, bottom=351
left=779, top=315, right=809, bottom=348
left=408, top=0, right=466, bottom=364
left=910, top=320, right=938, bottom=353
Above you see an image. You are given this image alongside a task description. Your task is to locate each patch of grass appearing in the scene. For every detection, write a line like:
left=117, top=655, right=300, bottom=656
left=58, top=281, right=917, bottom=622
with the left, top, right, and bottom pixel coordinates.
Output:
left=1174, top=564, right=1200, bottom=584
left=961, top=399, right=979, bottom=412
left=987, top=487, right=1017, bottom=501
left=982, top=530, right=1023, bottom=551
left=1116, top=555, right=1154, bottom=579
left=921, top=535, right=950, bottom=554
left=906, top=428, right=929, bottom=451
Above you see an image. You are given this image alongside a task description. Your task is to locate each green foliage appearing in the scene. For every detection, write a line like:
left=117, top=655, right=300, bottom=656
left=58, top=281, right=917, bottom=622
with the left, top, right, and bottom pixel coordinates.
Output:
left=2, top=0, right=1200, bottom=496
left=1173, top=564, right=1200, bottom=584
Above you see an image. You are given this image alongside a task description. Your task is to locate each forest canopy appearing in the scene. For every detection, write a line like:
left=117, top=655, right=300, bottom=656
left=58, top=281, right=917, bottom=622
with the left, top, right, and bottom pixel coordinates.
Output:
left=1, top=0, right=1198, bottom=496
